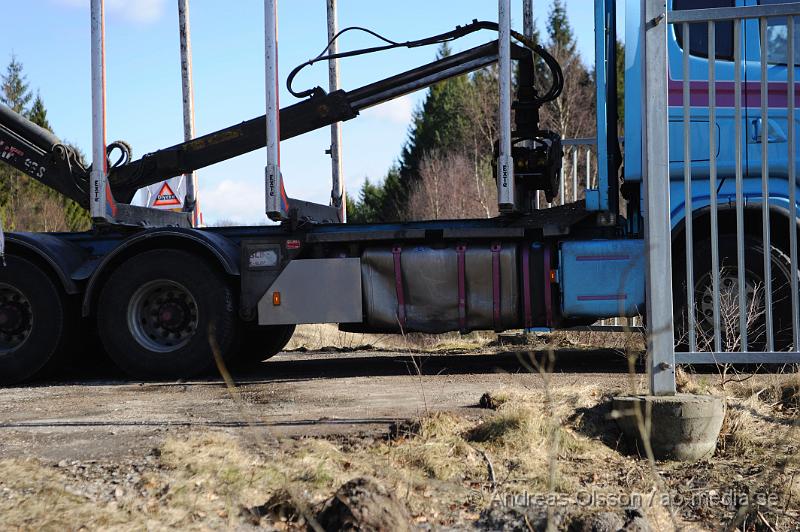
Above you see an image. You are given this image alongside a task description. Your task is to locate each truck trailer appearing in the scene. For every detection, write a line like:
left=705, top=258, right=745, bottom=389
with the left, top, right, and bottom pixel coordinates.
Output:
left=0, top=0, right=796, bottom=384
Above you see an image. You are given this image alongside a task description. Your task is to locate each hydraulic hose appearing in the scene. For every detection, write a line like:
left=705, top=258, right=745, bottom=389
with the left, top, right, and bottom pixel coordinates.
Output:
left=287, top=19, right=563, bottom=107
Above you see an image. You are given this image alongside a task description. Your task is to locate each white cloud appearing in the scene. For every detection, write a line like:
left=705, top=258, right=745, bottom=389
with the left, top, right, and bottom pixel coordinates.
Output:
left=52, top=0, right=168, bottom=25
left=201, top=178, right=267, bottom=225
left=362, top=95, right=414, bottom=125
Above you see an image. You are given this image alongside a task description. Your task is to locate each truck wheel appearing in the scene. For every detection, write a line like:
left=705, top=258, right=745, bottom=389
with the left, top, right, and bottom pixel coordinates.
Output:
left=235, top=324, right=295, bottom=366
left=674, top=236, right=796, bottom=352
left=97, top=250, right=239, bottom=380
left=0, top=256, right=67, bottom=385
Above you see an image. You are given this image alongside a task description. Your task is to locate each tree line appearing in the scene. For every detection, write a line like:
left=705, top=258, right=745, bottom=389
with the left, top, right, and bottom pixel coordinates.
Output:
left=0, top=56, right=90, bottom=232
left=347, top=0, right=623, bottom=223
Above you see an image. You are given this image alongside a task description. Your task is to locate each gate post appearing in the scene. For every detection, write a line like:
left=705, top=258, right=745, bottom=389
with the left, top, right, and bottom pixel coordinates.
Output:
left=642, top=0, right=676, bottom=396
left=613, top=0, right=726, bottom=461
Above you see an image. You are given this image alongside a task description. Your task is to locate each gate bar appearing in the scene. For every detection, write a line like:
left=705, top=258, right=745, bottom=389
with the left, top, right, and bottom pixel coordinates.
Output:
left=734, top=18, right=747, bottom=351
left=572, top=148, right=578, bottom=201
left=709, top=22, right=722, bottom=352
left=678, top=352, right=800, bottom=364
left=789, top=17, right=799, bottom=351
left=760, top=17, right=775, bottom=351
left=682, top=22, right=696, bottom=352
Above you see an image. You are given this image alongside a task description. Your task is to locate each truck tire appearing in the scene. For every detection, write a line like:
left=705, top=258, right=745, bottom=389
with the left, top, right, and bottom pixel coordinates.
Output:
left=235, top=324, right=295, bottom=366
left=674, top=236, right=796, bottom=352
left=97, top=249, right=239, bottom=380
left=0, top=255, right=67, bottom=385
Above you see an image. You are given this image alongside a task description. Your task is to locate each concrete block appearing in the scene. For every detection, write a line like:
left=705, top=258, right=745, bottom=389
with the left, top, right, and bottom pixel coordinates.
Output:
left=612, top=394, right=725, bottom=461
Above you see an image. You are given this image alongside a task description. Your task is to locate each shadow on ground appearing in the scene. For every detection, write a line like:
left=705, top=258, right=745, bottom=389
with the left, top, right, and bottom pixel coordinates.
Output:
left=21, top=349, right=634, bottom=388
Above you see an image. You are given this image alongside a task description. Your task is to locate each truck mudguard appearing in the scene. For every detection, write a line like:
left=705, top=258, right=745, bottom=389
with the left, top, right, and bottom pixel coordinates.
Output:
left=81, top=228, right=240, bottom=316
left=5, top=232, right=88, bottom=295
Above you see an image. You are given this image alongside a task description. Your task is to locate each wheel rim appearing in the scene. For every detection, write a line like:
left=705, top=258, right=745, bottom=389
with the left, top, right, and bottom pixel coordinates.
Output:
left=696, top=269, right=759, bottom=330
left=127, top=280, right=198, bottom=353
left=0, top=284, right=33, bottom=355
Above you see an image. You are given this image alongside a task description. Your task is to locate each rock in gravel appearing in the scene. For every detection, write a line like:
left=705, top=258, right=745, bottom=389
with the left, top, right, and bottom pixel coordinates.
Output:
left=587, top=511, right=626, bottom=532
left=475, top=505, right=572, bottom=531
left=317, top=477, right=410, bottom=532
left=623, top=508, right=651, bottom=532
left=387, top=419, right=421, bottom=440
left=242, top=488, right=306, bottom=526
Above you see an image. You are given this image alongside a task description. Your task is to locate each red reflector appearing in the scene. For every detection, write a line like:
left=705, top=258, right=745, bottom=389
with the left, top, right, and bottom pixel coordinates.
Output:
left=286, top=239, right=301, bottom=250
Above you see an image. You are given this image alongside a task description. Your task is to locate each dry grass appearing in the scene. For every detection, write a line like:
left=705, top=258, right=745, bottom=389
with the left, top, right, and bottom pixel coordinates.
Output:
left=1, top=378, right=798, bottom=530
left=543, top=328, right=646, bottom=353
left=0, top=458, right=130, bottom=530
left=286, top=323, right=647, bottom=355
left=0, top=386, right=620, bottom=529
left=286, top=323, right=497, bottom=353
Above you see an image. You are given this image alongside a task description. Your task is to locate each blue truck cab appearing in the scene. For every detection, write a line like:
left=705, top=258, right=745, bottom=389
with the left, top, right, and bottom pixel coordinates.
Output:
left=626, top=0, right=799, bottom=236
left=619, top=0, right=799, bottom=346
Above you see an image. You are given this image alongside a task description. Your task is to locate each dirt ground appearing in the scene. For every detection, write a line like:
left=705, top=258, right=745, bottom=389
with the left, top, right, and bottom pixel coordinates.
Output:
left=0, top=348, right=637, bottom=462
left=1, top=336, right=798, bottom=531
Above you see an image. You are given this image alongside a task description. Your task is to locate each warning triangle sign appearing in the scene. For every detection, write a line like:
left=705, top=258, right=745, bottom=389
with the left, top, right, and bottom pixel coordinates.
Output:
left=153, top=182, right=182, bottom=207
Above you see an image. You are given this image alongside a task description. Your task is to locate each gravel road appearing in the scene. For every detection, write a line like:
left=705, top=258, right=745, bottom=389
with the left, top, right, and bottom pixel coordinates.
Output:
left=0, top=348, right=644, bottom=463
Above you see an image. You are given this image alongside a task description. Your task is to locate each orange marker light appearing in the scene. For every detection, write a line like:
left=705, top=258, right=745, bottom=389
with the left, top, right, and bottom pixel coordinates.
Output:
left=272, top=292, right=281, bottom=306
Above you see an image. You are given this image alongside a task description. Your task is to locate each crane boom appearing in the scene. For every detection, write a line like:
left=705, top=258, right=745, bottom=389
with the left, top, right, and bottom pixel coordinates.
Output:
left=0, top=36, right=555, bottom=220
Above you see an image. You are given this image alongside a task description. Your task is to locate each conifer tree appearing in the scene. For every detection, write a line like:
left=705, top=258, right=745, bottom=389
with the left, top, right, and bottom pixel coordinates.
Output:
left=0, top=55, right=32, bottom=114
left=0, top=56, right=90, bottom=232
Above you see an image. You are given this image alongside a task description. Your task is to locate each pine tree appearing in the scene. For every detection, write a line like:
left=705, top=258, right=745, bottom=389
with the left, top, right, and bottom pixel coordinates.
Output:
left=382, top=43, right=474, bottom=220
left=399, top=44, right=472, bottom=182
left=27, top=92, right=50, bottom=131
left=539, top=0, right=594, bottom=141
left=0, top=57, right=90, bottom=232
left=547, top=0, right=576, bottom=57
left=1, top=55, right=32, bottom=114
left=348, top=43, right=478, bottom=223
left=347, top=177, right=389, bottom=224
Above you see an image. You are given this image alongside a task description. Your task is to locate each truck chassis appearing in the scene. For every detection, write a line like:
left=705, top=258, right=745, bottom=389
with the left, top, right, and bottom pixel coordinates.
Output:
left=0, top=2, right=641, bottom=384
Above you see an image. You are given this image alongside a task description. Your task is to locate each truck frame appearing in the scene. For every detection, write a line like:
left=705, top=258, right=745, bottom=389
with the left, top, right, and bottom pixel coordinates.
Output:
left=1, top=0, right=796, bottom=385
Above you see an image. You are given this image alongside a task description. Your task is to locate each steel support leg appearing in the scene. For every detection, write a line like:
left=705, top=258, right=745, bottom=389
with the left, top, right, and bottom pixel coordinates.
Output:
left=497, top=0, right=515, bottom=212
left=265, top=0, right=287, bottom=221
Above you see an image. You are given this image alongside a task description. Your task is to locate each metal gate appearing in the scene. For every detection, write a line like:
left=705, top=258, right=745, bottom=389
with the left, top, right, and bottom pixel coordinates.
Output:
left=645, top=0, right=800, bottom=395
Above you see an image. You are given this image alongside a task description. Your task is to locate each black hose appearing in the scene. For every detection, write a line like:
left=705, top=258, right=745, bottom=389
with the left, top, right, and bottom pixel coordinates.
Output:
left=509, top=29, right=563, bottom=104
left=106, top=140, right=133, bottom=168
left=286, top=19, right=564, bottom=106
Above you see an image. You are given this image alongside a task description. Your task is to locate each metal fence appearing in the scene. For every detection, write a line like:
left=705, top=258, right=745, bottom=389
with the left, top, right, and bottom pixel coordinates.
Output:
left=646, top=1, right=800, bottom=395
left=535, top=139, right=596, bottom=209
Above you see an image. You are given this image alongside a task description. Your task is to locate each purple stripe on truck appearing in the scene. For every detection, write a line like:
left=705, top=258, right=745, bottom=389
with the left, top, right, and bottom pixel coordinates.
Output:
left=577, top=294, right=628, bottom=301
left=575, top=255, right=630, bottom=261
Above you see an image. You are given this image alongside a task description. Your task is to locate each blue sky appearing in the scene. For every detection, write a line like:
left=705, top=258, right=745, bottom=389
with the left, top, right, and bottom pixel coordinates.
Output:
left=2, top=0, right=602, bottom=224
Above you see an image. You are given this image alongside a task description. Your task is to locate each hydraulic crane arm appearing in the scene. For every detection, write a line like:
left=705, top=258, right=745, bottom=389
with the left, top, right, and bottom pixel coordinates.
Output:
left=0, top=104, right=89, bottom=207
left=2, top=41, right=509, bottom=207
left=0, top=21, right=562, bottom=215
left=105, top=40, right=531, bottom=203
